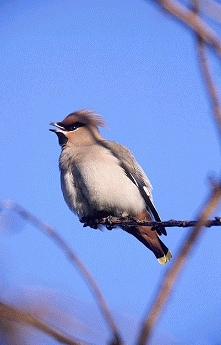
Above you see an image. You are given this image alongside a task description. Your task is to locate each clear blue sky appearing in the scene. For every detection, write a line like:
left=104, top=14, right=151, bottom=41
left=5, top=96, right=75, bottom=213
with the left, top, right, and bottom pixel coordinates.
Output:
left=1, top=1, right=221, bottom=344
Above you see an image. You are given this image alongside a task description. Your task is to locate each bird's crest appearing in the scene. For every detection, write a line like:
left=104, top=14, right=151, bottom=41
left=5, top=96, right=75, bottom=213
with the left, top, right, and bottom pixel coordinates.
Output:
left=59, top=109, right=106, bottom=129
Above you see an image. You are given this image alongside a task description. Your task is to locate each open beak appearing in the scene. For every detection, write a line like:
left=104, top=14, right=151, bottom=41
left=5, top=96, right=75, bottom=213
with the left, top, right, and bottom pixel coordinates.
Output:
left=49, top=122, right=68, bottom=146
left=49, top=122, right=65, bottom=132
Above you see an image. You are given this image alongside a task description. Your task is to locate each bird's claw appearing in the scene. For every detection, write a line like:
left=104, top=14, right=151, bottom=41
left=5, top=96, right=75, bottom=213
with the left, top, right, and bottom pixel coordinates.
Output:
left=105, top=216, right=117, bottom=230
left=80, top=217, right=98, bottom=229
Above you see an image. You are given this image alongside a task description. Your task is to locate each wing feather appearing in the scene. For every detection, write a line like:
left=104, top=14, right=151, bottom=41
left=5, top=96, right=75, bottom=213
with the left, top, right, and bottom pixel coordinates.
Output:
left=100, top=140, right=166, bottom=236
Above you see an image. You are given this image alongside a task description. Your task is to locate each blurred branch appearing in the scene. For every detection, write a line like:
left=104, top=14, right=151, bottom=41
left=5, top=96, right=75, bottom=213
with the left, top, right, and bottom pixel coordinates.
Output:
left=80, top=216, right=221, bottom=229
left=193, top=2, right=221, bottom=140
left=0, top=301, right=84, bottom=345
left=136, top=181, right=221, bottom=345
left=0, top=200, right=123, bottom=345
left=136, top=1, right=221, bottom=344
left=149, top=0, right=221, bottom=56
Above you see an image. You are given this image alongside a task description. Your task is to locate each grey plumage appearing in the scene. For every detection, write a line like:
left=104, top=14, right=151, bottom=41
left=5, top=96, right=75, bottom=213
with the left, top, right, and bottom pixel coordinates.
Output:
left=50, top=110, right=172, bottom=264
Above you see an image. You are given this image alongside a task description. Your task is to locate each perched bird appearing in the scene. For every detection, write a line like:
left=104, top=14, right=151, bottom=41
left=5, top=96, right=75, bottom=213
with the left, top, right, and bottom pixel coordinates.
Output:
left=50, top=110, right=172, bottom=264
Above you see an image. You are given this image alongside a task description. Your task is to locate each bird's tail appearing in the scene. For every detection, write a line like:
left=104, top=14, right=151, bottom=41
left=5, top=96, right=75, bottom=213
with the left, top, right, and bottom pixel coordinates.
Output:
left=156, top=237, right=172, bottom=264
left=123, top=224, right=172, bottom=265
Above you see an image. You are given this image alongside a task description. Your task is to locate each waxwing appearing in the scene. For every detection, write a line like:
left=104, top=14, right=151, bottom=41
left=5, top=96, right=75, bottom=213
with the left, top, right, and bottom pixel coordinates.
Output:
left=50, top=110, right=172, bottom=264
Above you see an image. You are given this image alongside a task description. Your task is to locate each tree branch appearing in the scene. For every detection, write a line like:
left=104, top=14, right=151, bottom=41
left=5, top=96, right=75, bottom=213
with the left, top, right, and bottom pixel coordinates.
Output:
left=148, top=0, right=221, bottom=56
left=80, top=216, right=221, bottom=229
left=136, top=181, right=221, bottom=345
left=195, top=14, right=221, bottom=142
left=0, top=200, right=123, bottom=345
left=0, top=301, right=86, bottom=345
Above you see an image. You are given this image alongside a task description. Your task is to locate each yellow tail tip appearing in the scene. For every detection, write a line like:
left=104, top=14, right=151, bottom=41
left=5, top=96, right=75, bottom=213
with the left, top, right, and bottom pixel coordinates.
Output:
left=157, top=250, right=172, bottom=265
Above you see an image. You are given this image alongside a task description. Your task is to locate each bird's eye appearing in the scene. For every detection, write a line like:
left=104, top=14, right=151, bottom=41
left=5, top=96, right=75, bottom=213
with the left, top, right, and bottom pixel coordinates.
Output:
left=63, top=122, right=85, bottom=131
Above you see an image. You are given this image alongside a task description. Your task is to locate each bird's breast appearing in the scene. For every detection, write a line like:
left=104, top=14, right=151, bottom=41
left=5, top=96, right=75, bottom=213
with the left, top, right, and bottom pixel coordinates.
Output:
left=60, top=146, right=146, bottom=217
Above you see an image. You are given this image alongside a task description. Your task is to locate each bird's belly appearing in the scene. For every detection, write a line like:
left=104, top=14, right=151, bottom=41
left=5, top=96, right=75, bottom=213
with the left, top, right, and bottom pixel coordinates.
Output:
left=61, top=160, right=146, bottom=218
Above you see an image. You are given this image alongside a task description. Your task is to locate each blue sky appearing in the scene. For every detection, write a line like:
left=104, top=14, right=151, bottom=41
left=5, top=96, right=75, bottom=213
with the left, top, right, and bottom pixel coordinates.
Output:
left=1, top=1, right=221, bottom=344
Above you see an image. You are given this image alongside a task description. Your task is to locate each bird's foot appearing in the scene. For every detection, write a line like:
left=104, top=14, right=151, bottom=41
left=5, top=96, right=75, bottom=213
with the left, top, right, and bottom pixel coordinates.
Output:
left=105, top=216, right=117, bottom=230
left=80, top=215, right=118, bottom=230
left=80, top=217, right=99, bottom=229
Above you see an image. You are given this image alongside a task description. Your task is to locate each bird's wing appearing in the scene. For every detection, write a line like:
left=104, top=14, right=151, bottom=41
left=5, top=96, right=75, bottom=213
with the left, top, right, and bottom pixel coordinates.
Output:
left=100, top=140, right=166, bottom=236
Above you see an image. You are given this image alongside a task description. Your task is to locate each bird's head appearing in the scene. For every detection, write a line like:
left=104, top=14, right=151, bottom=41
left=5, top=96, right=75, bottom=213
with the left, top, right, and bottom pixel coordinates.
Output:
left=50, top=109, right=106, bottom=147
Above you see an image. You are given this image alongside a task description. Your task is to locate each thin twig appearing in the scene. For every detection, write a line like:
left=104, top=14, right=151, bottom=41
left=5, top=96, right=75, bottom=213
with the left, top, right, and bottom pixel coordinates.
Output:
left=193, top=0, right=221, bottom=144
left=197, top=27, right=221, bottom=141
left=193, top=0, right=221, bottom=156
left=0, top=301, right=85, bottom=345
left=80, top=216, right=221, bottom=229
left=149, top=0, right=221, bottom=56
left=0, top=200, right=123, bottom=345
left=136, top=182, right=221, bottom=345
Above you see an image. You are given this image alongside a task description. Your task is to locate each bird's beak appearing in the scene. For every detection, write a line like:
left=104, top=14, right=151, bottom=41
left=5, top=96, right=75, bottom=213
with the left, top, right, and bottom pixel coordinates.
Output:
left=49, top=122, right=68, bottom=146
left=49, top=122, right=65, bottom=132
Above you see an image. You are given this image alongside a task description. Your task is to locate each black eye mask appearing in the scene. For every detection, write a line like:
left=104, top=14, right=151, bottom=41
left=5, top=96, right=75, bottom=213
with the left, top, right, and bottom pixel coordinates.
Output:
left=58, top=122, right=85, bottom=131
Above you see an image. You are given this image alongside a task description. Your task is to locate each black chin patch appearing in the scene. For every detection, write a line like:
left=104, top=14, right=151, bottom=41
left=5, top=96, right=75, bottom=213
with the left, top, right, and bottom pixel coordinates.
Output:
left=55, top=132, right=68, bottom=147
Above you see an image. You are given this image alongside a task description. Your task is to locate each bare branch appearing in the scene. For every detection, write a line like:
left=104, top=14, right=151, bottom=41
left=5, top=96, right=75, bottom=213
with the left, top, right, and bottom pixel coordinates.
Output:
left=136, top=182, right=221, bottom=345
left=193, top=0, right=221, bottom=148
left=0, top=301, right=85, bottom=345
left=196, top=22, right=221, bottom=141
left=149, top=0, right=221, bottom=56
left=80, top=216, right=221, bottom=229
left=0, top=200, right=123, bottom=345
